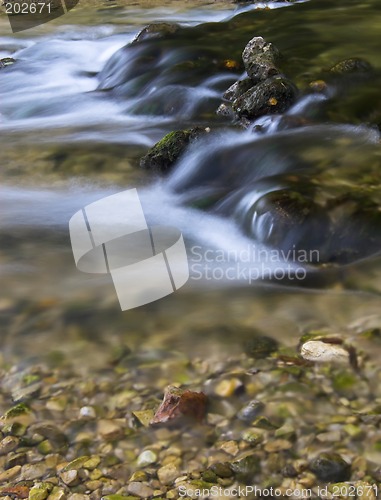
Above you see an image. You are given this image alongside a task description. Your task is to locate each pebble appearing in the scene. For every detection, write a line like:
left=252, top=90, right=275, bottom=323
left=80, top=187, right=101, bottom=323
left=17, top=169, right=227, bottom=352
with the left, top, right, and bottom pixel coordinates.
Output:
left=220, top=440, right=239, bottom=456
left=29, top=483, right=53, bottom=500
left=0, top=465, right=21, bottom=483
left=237, top=400, right=265, bottom=422
left=214, top=378, right=243, bottom=397
left=20, top=462, right=48, bottom=481
left=137, top=450, right=157, bottom=467
left=59, top=470, right=79, bottom=486
left=300, top=340, right=349, bottom=364
left=97, top=420, right=124, bottom=441
left=0, top=435, right=20, bottom=455
left=157, top=463, right=180, bottom=485
left=310, top=452, right=351, bottom=482
left=127, top=482, right=154, bottom=498
left=79, top=406, right=96, bottom=419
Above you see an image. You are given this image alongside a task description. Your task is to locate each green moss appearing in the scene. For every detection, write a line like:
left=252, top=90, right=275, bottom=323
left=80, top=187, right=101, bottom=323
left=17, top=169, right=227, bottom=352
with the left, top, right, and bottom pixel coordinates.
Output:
left=140, top=127, right=208, bottom=173
left=4, top=403, right=30, bottom=419
left=22, top=374, right=40, bottom=386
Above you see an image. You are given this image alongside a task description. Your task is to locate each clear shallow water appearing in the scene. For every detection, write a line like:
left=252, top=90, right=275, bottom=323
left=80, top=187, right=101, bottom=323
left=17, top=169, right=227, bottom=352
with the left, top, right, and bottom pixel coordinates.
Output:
left=1, top=0, right=381, bottom=362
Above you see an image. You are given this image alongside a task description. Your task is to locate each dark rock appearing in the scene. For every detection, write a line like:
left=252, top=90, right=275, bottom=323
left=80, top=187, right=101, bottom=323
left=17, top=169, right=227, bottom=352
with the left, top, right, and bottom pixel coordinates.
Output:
left=230, top=453, right=261, bottom=482
left=233, top=76, right=298, bottom=120
left=28, top=423, right=68, bottom=451
left=0, top=58, right=15, bottom=69
left=209, top=462, right=234, bottom=478
left=223, top=78, right=254, bottom=101
left=310, top=452, right=351, bottom=482
left=246, top=335, right=279, bottom=359
left=237, top=400, right=265, bottom=423
left=329, top=57, right=373, bottom=75
left=244, top=189, right=330, bottom=255
left=242, top=36, right=280, bottom=83
left=140, top=127, right=209, bottom=173
left=132, top=22, right=180, bottom=44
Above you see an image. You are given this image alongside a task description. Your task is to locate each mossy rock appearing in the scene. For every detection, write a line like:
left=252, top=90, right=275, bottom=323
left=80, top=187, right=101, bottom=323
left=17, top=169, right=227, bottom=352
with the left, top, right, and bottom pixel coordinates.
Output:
left=132, top=23, right=180, bottom=44
left=233, top=76, right=298, bottom=120
left=140, top=127, right=208, bottom=173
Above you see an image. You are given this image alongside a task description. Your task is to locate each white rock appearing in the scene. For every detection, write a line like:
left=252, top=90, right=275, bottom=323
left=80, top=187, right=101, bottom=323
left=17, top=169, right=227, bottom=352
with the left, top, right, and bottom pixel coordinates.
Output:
left=137, top=450, right=157, bottom=467
left=300, top=340, right=349, bottom=364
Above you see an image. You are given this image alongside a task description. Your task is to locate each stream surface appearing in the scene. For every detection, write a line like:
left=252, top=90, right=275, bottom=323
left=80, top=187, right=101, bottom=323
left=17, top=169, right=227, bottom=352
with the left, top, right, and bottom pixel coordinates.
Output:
left=1, top=0, right=381, bottom=364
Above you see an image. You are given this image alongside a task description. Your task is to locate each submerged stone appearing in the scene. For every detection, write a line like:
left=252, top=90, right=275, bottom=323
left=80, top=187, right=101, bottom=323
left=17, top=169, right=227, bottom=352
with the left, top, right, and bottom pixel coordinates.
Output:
left=310, top=452, right=351, bottom=482
left=232, top=76, right=298, bottom=120
left=329, top=57, right=373, bottom=75
left=150, top=385, right=208, bottom=426
left=237, top=400, right=265, bottom=422
left=246, top=334, right=279, bottom=359
left=140, top=127, right=209, bottom=173
left=244, top=189, right=330, bottom=256
left=230, top=453, right=261, bottom=481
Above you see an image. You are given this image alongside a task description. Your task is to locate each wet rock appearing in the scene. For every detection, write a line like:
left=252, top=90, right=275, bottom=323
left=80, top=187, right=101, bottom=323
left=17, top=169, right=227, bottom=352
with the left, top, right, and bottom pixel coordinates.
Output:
left=232, top=76, right=298, bottom=120
left=29, top=423, right=68, bottom=450
left=230, top=453, right=261, bottom=482
left=209, top=462, right=233, bottom=479
left=137, top=450, right=157, bottom=467
left=79, top=406, right=96, bottom=419
left=5, top=451, right=27, bottom=469
left=300, top=340, right=350, bottom=364
left=140, top=127, right=209, bottom=173
left=242, top=37, right=280, bottom=83
left=214, top=378, right=243, bottom=397
left=244, top=189, right=330, bottom=255
left=0, top=465, right=21, bottom=483
left=310, top=452, right=351, bottom=482
left=132, top=410, right=154, bottom=428
left=3, top=403, right=31, bottom=421
left=223, top=78, right=254, bottom=101
left=150, top=385, right=208, bottom=426
left=245, top=334, right=279, bottom=359
left=47, top=486, right=66, bottom=500
left=157, top=463, right=180, bottom=485
left=237, top=400, right=265, bottom=422
left=28, top=483, right=53, bottom=500
left=127, top=482, right=154, bottom=498
left=329, top=58, right=373, bottom=75
left=59, top=470, right=79, bottom=487
left=97, top=420, right=124, bottom=441
left=0, top=435, right=19, bottom=455
left=216, top=103, right=234, bottom=117
left=62, top=456, right=90, bottom=472
left=133, top=22, right=180, bottom=44
left=0, top=57, right=15, bottom=69
left=20, top=462, right=49, bottom=481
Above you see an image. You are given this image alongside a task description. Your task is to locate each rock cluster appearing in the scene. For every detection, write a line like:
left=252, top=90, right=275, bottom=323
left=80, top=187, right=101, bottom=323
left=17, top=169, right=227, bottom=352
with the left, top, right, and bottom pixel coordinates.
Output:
left=218, top=36, right=297, bottom=121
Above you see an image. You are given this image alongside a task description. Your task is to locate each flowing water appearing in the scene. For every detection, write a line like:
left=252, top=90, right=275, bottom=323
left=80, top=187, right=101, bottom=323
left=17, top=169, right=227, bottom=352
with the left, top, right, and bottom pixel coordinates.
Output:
left=1, top=0, right=381, bottom=365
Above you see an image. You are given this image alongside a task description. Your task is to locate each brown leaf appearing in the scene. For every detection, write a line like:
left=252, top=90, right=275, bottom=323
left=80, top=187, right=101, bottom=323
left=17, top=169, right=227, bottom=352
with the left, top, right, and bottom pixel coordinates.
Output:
left=150, top=385, right=207, bottom=426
